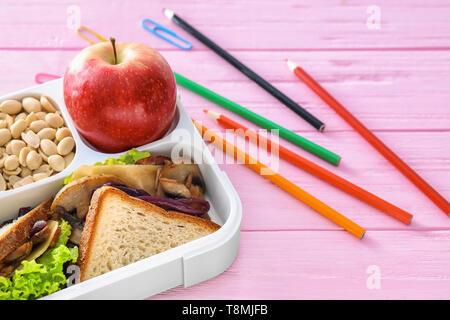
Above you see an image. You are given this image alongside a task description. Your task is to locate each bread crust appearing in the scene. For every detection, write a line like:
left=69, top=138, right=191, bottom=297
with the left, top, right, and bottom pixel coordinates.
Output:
left=79, top=186, right=220, bottom=281
left=0, top=199, right=53, bottom=262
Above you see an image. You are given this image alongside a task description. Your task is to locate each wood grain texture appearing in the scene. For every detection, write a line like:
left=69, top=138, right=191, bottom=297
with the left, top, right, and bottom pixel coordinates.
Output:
left=153, top=230, right=450, bottom=299
left=1, top=0, right=450, bottom=49
left=0, top=0, right=449, bottom=300
left=2, top=50, right=450, bottom=131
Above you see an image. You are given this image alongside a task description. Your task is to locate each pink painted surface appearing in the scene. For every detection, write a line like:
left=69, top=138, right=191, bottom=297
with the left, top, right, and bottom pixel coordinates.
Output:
left=0, top=0, right=449, bottom=299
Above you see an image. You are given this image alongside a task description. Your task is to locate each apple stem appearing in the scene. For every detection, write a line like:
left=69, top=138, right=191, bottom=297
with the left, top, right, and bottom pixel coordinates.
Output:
left=110, top=37, right=118, bottom=65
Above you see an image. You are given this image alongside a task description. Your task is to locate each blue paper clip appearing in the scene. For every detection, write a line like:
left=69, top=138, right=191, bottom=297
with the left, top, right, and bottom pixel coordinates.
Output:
left=141, top=19, right=192, bottom=50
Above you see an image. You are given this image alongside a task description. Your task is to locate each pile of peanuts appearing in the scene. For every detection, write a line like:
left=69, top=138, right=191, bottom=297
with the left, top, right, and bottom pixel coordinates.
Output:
left=0, top=95, right=76, bottom=191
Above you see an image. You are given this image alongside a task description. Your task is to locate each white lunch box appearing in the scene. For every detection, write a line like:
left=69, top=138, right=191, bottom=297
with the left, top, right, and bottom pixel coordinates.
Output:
left=0, top=79, right=242, bottom=300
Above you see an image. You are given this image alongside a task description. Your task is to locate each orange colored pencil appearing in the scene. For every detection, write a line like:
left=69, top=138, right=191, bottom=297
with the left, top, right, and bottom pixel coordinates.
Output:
left=204, top=109, right=413, bottom=225
left=193, top=119, right=366, bottom=239
left=286, top=59, right=450, bottom=217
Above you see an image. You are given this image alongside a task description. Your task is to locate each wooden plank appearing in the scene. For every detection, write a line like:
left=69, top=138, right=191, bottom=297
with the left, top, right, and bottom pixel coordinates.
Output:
left=1, top=50, right=450, bottom=131
left=1, top=0, right=450, bottom=49
left=152, top=230, right=450, bottom=299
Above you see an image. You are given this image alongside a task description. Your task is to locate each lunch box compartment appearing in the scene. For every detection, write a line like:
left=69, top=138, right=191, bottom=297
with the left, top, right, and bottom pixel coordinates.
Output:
left=0, top=79, right=242, bottom=299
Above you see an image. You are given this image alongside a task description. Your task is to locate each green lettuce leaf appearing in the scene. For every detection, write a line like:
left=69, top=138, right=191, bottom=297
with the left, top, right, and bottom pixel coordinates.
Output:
left=64, top=148, right=150, bottom=185
left=94, top=148, right=150, bottom=166
left=0, top=220, right=78, bottom=300
left=63, top=173, right=73, bottom=186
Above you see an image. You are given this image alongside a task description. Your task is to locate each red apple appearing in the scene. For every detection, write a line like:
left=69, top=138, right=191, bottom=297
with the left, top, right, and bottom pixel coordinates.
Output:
left=63, top=39, right=177, bottom=153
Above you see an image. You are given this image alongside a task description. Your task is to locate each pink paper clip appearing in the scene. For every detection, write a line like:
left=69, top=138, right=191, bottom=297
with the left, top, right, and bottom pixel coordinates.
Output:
left=35, top=73, right=60, bottom=84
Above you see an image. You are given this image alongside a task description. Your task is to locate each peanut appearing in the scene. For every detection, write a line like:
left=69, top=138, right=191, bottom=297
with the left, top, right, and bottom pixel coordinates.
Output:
left=57, top=137, right=75, bottom=156
left=48, top=154, right=65, bottom=172
left=37, top=127, right=56, bottom=140
left=0, top=129, right=12, bottom=146
left=4, top=155, right=19, bottom=171
left=26, top=150, right=42, bottom=171
left=40, top=139, right=58, bottom=156
left=0, top=100, right=22, bottom=115
left=29, top=120, right=47, bottom=133
left=40, top=96, right=56, bottom=113
left=22, top=97, right=41, bottom=113
left=10, top=119, right=27, bottom=139
left=45, top=113, right=64, bottom=128
left=0, top=95, right=75, bottom=191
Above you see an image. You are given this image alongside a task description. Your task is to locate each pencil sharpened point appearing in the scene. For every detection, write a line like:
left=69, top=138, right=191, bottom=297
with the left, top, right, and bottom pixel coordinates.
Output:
left=163, top=8, right=174, bottom=20
left=204, top=110, right=221, bottom=122
left=286, top=59, right=298, bottom=73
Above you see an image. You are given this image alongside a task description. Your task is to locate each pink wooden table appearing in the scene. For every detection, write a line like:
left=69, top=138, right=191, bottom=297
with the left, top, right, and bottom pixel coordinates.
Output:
left=1, top=0, right=449, bottom=299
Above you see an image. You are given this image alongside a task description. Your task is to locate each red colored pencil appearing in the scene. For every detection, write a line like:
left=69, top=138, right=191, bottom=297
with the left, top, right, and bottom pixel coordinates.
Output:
left=204, top=109, right=413, bottom=225
left=286, top=59, right=450, bottom=217
left=194, top=118, right=365, bottom=239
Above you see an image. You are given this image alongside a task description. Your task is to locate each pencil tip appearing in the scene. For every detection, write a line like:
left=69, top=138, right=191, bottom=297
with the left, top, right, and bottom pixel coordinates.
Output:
left=286, top=59, right=298, bottom=73
left=205, top=110, right=221, bottom=122
left=163, top=8, right=174, bottom=20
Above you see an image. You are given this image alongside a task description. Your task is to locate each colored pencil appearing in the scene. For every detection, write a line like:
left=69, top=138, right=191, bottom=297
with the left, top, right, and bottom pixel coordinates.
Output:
left=205, top=109, right=413, bottom=224
left=164, top=8, right=325, bottom=132
left=175, top=73, right=341, bottom=166
left=286, top=59, right=450, bottom=216
left=192, top=119, right=365, bottom=239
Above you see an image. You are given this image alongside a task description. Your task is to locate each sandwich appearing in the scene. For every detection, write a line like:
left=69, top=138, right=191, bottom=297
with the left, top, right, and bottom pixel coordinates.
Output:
left=0, top=149, right=221, bottom=299
left=0, top=200, right=78, bottom=300
left=79, top=186, right=220, bottom=281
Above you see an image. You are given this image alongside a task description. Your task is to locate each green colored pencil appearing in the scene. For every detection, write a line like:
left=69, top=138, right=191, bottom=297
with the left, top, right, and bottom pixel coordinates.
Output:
left=174, top=72, right=341, bottom=166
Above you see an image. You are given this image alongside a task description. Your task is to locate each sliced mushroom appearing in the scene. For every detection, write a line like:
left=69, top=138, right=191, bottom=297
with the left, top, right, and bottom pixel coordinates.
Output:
left=51, top=175, right=125, bottom=220
left=30, top=224, right=50, bottom=245
left=154, top=166, right=168, bottom=197
left=69, top=226, right=83, bottom=245
left=59, top=210, right=84, bottom=229
left=187, top=184, right=204, bottom=200
left=185, top=173, right=193, bottom=188
left=136, top=155, right=172, bottom=166
left=154, top=167, right=162, bottom=190
left=4, top=241, right=33, bottom=263
left=71, top=164, right=163, bottom=196
left=26, top=220, right=58, bottom=261
left=159, top=164, right=205, bottom=199
left=159, top=178, right=192, bottom=198
left=0, top=199, right=52, bottom=263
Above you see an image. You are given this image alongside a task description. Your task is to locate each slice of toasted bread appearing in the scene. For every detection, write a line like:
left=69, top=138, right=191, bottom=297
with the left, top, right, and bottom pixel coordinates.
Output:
left=78, top=186, right=220, bottom=282
left=0, top=199, right=53, bottom=262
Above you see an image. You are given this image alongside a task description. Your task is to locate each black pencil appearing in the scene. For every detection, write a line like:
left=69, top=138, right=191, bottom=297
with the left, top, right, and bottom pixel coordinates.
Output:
left=163, top=8, right=326, bottom=132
